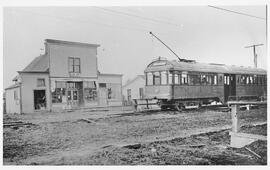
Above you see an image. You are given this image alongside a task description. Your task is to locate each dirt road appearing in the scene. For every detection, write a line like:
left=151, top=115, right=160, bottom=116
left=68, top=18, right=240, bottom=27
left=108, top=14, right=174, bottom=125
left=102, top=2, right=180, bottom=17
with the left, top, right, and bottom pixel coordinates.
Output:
left=3, top=106, right=267, bottom=165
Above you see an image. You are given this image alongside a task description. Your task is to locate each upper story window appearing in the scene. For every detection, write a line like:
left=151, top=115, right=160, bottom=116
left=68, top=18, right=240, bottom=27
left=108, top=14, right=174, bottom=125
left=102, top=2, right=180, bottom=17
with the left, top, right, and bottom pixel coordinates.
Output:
left=68, top=57, right=81, bottom=73
left=37, top=78, right=45, bottom=87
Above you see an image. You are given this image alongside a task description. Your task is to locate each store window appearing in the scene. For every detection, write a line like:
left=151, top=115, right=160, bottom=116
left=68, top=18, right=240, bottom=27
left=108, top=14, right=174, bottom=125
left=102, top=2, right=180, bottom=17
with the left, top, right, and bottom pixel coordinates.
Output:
left=84, top=81, right=97, bottom=101
left=52, top=81, right=66, bottom=103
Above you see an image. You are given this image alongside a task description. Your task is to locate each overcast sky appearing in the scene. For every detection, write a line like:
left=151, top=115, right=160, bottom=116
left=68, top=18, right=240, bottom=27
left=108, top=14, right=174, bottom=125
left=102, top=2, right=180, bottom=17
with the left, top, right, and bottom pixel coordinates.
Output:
left=3, top=6, right=267, bottom=88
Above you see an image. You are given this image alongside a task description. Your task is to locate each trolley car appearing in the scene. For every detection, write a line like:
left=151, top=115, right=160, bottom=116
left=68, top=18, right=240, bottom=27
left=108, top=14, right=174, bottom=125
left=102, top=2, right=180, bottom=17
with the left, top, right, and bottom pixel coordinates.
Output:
left=144, top=57, right=267, bottom=111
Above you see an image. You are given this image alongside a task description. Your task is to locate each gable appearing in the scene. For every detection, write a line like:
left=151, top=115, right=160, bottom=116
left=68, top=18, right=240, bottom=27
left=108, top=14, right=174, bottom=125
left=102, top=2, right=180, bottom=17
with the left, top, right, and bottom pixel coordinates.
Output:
left=123, top=75, right=145, bottom=88
left=22, top=55, right=49, bottom=73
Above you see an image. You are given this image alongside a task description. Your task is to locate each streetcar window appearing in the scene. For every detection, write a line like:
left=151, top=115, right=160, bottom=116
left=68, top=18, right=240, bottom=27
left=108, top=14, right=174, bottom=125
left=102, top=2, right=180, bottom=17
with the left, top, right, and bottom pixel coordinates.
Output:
left=258, top=76, right=261, bottom=85
left=214, top=75, right=217, bottom=85
left=161, top=71, right=167, bottom=85
left=168, top=72, right=173, bottom=84
left=254, top=75, right=258, bottom=85
left=189, top=74, right=200, bottom=85
left=246, top=75, right=249, bottom=84
left=219, top=75, right=223, bottom=84
left=146, top=72, right=153, bottom=85
left=263, top=76, right=267, bottom=85
left=195, top=74, right=201, bottom=85
left=201, top=74, right=206, bottom=85
left=249, top=76, right=253, bottom=84
left=181, top=72, right=188, bottom=85
left=240, top=75, right=246, bottom=85
left=153, top=72, right=161, bottom=85
left=174, top=72, right=180, bottom=84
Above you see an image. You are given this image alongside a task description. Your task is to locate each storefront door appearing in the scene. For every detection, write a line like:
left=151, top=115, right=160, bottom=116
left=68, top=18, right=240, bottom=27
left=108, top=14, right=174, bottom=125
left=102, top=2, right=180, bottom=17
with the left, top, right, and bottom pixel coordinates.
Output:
left=66, top=82, right=81, bottom=108
left=67, top=89, right=79, bottom=107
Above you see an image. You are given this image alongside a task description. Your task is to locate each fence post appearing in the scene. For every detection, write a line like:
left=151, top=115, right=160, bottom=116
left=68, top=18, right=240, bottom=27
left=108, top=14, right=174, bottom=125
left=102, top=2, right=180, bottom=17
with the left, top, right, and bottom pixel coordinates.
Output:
left=231, top=104, right=240, bottom=133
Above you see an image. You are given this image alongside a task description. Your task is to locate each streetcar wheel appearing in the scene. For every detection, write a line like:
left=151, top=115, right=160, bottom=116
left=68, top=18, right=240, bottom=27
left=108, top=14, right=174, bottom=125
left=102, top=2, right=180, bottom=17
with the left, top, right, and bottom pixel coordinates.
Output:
left=160, top=105, right=167, bottom=111
left=175, top=103, right=183, bottom=111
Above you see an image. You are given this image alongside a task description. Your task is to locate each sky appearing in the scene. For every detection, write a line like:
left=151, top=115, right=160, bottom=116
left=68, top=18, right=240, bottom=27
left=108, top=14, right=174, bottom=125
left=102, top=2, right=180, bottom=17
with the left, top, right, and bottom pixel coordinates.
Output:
left=3, top=6, right=267, bottom=88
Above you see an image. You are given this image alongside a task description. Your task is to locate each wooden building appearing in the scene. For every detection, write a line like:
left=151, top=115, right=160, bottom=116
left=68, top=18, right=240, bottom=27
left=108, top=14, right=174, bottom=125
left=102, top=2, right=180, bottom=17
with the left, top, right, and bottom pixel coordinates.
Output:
left=5, top=39, right=122, bottom=114
left=122, top=75, right=145, bottom=105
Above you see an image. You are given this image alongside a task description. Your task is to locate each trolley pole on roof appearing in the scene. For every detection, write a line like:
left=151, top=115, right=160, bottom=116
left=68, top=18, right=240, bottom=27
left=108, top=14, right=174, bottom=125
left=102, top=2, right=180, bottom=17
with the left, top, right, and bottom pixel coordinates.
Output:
left=149, top=31, right=182, bottom=61
left=245, top=44, right=264, bottom=68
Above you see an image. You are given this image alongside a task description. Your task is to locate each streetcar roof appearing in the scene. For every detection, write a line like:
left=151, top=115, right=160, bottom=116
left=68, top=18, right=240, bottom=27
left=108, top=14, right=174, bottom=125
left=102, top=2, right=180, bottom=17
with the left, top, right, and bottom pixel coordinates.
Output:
left=145, top=59, right=267, bottom=75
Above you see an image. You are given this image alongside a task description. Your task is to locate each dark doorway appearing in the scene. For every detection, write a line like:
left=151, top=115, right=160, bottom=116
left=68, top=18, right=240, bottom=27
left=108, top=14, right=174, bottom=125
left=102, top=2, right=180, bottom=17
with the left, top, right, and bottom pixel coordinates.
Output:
left=224, top=74, right=236, bottom=102
left=34, top=90, right=46, bottom=110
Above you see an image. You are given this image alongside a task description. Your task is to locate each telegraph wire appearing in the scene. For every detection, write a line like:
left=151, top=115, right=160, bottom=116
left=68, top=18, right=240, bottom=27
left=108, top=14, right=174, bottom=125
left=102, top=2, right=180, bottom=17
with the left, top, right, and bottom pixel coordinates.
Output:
left=93, top=6, right=182, bottom=27
left=9, top=9, right=179, bottom=36
left=9, top=9, right=150, bottom=33
left=208, top=5, right=266, bottom=20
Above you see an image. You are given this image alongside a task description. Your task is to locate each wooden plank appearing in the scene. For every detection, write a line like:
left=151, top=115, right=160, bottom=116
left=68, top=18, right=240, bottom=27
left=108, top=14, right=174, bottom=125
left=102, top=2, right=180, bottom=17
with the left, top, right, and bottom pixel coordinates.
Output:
left=3, top=123, right=34, bottom=127
left=245, top=147, right=262, bottom=159
left=229, top=132, right=267, bottom=141
left=228, top=101, right=267, bottom=105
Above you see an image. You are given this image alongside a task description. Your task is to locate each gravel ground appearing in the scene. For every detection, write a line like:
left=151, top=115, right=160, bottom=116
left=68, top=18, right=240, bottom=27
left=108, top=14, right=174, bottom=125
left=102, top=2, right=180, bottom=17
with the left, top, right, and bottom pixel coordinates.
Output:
left=83, top=124, right=267, bottom=165
left=3, top=106, right=267, bottom=165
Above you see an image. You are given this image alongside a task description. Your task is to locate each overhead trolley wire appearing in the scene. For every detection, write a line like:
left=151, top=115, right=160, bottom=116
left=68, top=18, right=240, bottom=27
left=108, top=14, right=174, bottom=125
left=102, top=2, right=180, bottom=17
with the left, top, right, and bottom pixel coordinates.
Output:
left=208, top=5, right=266, bottom=20
left=93, top=6, right=182, bottom=27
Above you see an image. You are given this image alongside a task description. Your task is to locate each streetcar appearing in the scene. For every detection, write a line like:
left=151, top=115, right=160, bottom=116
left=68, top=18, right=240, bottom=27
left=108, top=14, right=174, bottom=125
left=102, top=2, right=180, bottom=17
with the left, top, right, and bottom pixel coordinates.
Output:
left=144, top=57, right=267, bottom=111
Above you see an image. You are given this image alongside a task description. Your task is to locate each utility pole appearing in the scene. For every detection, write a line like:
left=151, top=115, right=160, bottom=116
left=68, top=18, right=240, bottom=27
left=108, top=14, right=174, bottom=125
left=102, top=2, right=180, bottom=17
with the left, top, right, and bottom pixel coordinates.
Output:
left=245, top=44, right=264, bottom=68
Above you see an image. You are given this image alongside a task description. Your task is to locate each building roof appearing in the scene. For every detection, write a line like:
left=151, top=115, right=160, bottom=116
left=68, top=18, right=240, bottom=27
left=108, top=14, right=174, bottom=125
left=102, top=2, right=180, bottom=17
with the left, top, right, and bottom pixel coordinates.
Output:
left=20, top=54, right=49, bottom=73
left=45, top=39, right=100, bottom=48
left=145, top=59, right=267, bottom=75
left=123, top=75, right=145, bottom=88
left=5, top=83, right=21, bottom=90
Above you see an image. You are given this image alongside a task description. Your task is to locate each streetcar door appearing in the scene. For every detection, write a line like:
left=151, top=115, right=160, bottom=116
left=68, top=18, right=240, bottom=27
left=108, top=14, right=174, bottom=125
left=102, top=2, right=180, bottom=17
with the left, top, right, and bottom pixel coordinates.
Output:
left=224, top=74, right=236, bottom=102
left=230, top=74, right=236, bottom=97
